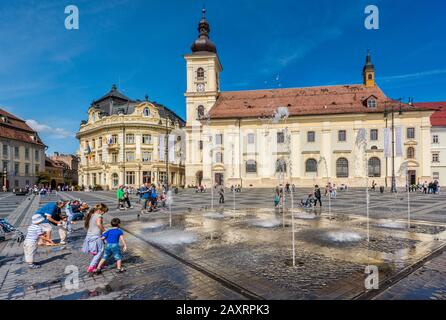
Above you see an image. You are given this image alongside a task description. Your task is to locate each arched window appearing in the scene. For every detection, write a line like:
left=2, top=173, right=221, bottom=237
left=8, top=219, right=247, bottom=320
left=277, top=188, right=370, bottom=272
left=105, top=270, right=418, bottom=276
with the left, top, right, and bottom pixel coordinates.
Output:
left=336, top=158, right=349, bottom=178
left=197, top=105, right=205, bottom=119
left=276, top=159, right=287, bottom=173
left=215, top=152, right=223, bottom=163
left=143, top=107, right=150, bottom=117
left=407, top=147, right=415, bottom=159
left=112, top=173, right=119, bottom=188
left=246, top=160, right=257, bottom=173
left=368, top=157, right=381, bottom=177
left=368, top=74, right=373, bottom=80
left=371, top=146, right=378, bottom=150
left=306, top=159, right=317, bottom=173
left=197, top=68, right=205, bottom=81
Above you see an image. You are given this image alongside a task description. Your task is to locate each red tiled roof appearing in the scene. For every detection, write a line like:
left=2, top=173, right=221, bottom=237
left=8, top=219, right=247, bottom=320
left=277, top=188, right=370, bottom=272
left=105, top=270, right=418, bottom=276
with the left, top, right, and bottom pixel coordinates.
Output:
left=0, top=108, right=45, bottom=146
left=45, top=157, right=65, bottom=169
left=208, top=84, right=430, bottom=119
left=415, top=102, right=446, bottom=126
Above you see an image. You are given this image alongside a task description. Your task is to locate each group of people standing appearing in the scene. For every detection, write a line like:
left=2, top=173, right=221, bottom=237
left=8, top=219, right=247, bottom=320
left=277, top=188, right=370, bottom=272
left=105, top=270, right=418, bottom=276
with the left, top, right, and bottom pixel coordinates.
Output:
left=417, top=180, right=440, bottom=194
left=137, top=182, right=170, bottom=215
left=275, top=185, right=325, bottom=209
left=116, top=185, right=133, bottom=210
left=23, top=200, right=89, bottom=269
left=24, top=200, right=127, bottom=274
left=324, top=183, right=337, bottom=199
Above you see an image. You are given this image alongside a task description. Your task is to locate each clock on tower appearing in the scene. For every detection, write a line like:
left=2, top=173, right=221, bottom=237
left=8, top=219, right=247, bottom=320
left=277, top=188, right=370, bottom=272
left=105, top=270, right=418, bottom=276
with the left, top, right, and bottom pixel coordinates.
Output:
left=197, top=83, right=205, bottom=93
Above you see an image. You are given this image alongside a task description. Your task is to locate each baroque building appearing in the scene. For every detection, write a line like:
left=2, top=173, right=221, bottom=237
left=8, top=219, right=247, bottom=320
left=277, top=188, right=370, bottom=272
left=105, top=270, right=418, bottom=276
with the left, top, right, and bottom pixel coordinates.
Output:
left=49, top=152, right=80, bottom=186
left=184, top=9, right=435, bottom=188
left=77, top=85, right=185, bottom=190
left=0, top=108, right=46, bottom=190
left=416, top=102, right=446, bottom=185
left=44, top=156, right=65, bottom=189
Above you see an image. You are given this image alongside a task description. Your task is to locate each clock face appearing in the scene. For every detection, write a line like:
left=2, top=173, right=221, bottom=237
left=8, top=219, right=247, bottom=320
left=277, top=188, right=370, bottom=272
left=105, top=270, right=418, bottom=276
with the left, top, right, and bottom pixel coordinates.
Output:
left=197, top=83, right=205, bottom=92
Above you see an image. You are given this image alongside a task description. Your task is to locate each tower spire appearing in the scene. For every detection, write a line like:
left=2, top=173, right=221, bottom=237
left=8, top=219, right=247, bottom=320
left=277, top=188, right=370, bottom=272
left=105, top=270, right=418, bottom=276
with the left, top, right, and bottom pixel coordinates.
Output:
left=191, top=7, right=217, bottom=53
left=363, top=50, right=375, bottom=87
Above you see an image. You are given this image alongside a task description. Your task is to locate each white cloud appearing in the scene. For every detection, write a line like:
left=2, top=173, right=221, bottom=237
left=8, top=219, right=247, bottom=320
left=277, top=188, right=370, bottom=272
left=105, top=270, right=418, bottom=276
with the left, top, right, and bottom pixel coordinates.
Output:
left=379, top=69, right=446, bottom=82
left=26, top=119, right=75, bottom=139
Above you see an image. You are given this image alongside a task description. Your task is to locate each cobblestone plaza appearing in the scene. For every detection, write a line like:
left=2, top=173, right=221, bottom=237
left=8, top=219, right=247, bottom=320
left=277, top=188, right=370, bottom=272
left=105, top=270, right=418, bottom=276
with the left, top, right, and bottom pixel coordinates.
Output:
left=0, top=0, right=445, bottom=311
left=1, top=188, right=446, bottom=300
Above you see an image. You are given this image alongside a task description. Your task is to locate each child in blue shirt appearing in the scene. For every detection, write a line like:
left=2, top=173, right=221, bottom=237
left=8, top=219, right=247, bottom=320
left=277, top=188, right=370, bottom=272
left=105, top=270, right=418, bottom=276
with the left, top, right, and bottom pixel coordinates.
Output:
left=95, top=218, right=127, bottom=274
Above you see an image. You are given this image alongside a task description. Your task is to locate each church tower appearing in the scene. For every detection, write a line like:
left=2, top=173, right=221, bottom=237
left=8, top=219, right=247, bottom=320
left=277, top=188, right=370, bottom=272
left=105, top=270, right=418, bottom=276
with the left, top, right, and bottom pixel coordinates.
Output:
left=184, top=8, right=223, bottom=186
left=363, top=50, right=375, bottom=87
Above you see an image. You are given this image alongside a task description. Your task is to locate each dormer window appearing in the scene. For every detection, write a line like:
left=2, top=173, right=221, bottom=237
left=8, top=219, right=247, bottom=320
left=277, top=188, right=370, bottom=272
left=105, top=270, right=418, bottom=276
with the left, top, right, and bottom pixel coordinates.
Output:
left=367, top=98, right=377, bottom=108
left=143, top=107, right=150, bottom=117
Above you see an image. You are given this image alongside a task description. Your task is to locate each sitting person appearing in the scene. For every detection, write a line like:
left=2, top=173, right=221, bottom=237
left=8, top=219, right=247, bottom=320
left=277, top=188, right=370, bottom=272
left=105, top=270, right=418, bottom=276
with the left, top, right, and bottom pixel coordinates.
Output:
left=301, top=194, right=315, bottom=208
left=71, top=202, right=89, bottom=221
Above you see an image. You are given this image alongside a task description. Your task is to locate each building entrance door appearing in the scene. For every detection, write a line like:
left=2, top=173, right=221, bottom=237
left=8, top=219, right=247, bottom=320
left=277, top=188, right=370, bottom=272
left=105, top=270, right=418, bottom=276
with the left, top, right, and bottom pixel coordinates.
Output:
left=143, top=171, right=151, bottom=184
left=214, top=173, right=224, bottom=186
left=408, top=170, right=416, bottom=185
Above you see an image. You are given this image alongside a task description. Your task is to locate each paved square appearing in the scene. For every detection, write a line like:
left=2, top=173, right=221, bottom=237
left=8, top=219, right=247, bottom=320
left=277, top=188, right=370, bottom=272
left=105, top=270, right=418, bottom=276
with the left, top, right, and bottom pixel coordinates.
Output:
left=1, top=188, right=445, bottom=300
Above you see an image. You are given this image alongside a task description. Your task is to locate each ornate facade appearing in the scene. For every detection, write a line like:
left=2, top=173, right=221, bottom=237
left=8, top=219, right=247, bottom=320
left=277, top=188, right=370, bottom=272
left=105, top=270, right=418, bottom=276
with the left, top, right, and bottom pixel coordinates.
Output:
left=77, top=86, right=185, bottom=190
left=49, top=152, right=80, bottom=186
left=184, top=9, right=435, bottom=188
left=0, top=108, right=46, bottom=190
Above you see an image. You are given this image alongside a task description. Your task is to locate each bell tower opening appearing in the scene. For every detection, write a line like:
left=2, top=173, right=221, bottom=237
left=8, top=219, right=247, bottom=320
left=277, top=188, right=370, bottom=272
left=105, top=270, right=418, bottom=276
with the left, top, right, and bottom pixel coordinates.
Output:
left=363, top=50, right=375, bottom=88
left=184, top=7, right=223, bottom=187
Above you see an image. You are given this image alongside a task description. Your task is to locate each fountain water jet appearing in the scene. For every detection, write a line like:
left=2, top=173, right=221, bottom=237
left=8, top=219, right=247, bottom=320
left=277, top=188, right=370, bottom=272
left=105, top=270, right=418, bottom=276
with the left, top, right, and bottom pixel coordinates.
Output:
left=147, top=229, right=197, bottom=246
left=166, top=190, right=173, bottom=227
left=273, top=105, right=297, bottom=267
left=292, top=211, right=318, bottom=220
left=379, top=221, right=405, bottom=229
left=203, top=212, right=225, bottom=219
left=324, top=231, right=362, bottom=243
left=318, top=157, right=331, bottom=216
left=250, top=218, right=282, bottom=228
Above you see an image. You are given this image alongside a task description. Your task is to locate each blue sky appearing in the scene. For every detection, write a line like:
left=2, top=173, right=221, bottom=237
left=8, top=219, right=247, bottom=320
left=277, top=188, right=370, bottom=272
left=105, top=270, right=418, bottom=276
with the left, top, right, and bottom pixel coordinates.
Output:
left=0, top=0, right=445, bottom=154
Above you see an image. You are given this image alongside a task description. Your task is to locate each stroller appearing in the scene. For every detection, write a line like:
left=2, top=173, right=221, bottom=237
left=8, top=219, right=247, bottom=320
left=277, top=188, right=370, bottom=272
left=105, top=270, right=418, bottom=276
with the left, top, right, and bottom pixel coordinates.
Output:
left=0, top=218, right=25, bottom=243
left=300, top=194, right=316, bottom=209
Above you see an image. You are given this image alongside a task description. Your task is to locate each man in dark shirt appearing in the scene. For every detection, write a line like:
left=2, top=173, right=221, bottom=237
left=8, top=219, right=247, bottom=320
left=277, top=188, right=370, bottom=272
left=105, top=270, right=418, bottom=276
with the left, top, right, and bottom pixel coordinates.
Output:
left=35, top=201, right=66, bottom=244
left=314, top=185, right=322, bottom=207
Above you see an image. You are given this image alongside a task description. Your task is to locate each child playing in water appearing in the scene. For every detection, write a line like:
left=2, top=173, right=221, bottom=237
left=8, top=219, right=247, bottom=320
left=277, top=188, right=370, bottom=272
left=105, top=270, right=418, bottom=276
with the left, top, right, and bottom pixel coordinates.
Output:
left=23, top=214, right=52, bottom=269
left=95, top=218, right=127, bottom=274
left=58, top=213, right=68, bottom=245
left=82, top=203, right=108, bottom=273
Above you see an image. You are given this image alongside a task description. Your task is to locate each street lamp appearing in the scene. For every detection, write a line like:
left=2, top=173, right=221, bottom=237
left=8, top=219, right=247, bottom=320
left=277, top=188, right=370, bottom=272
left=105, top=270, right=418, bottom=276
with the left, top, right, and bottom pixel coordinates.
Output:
left=384, top=98, right=403, bottom=193
left=164, top=114, right=175, bottom=192
left=2, top=167, right=7, bottom=191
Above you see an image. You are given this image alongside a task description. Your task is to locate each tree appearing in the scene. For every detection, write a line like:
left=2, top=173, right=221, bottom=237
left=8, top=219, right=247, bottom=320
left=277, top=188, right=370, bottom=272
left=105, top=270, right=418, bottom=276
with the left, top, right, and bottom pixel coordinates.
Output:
left=36, top=172, right=51, bottom=186
left=195, top=170, right=203, bottom=186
